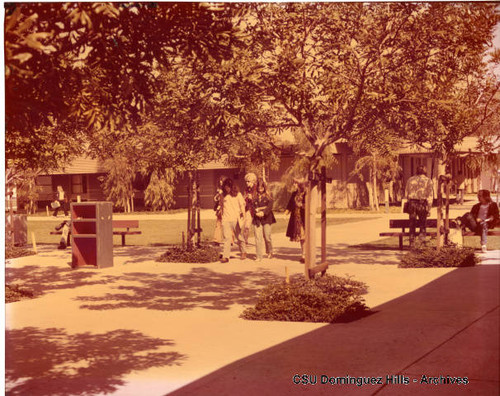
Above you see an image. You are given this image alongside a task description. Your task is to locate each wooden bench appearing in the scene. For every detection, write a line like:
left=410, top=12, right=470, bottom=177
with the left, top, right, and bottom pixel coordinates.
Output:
left=51, top=220, right=142, bottom=246
left=379, top=218, right=500, bottom=250
left=112, top=220, right=142, bottom=246
left=379, top=219, right=437, bottom=250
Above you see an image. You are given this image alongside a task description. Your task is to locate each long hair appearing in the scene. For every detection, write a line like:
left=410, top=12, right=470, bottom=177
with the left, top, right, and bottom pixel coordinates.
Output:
left=256, top=178, right=270, bottom=199
left=222, top=178, right=239, bottom=197
left=478, top=189, right=492, bottom=203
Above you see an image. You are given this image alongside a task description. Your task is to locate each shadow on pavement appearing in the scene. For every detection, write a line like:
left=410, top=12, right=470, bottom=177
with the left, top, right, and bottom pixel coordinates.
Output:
left=274, top=245, right=403, bottom=266
left=169, top=265, right=500, bottom=396
left=5, top=327, right=185, bottom=396
left=76, top=267, right=282, bottom=311
left=5, top=265, right=114, bottom=298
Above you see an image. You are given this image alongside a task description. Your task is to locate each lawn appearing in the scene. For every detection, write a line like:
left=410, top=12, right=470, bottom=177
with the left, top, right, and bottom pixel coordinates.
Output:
left=28, top=216, right=379, bottom=246
left=350, top=235, right=500, bottom=251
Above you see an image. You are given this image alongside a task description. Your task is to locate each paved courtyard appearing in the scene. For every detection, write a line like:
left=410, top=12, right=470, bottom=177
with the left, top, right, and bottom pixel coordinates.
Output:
left=5, top=208, right=499, bottom=395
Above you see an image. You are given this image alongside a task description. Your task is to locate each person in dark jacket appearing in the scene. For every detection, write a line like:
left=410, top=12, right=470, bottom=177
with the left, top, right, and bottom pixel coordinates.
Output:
left=469, top=190, right=499, bottom=252
left=285, top=178, right=307, bottom=262
left=252, top=179, right=276, bottom=261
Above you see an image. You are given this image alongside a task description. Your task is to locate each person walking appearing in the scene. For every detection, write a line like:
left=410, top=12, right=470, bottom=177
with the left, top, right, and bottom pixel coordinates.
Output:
left=220, top=178, right=246, bottom=263
left=285, top=178, right=307, bottom=262
left=405, top=165, right=434, bottom=246
left=52, top=185, right=69, bottom=217
left=213, top=176, right=227, bottom=245
left=252, top=179, right=276, bottom=261
left=470, top=190, right=499, bottom=253
left=243, top=172, right=258, bottom=244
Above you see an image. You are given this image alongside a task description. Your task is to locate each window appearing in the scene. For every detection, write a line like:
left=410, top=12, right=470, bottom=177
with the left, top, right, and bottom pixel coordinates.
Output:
left=72, top=175, right=84, bottom=194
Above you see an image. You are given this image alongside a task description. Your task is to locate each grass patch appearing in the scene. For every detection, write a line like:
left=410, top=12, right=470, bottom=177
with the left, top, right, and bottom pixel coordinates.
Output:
left=351, top=235, right=500, bottom=251
left=399, top=242, right=479, bottom=268
left=241, top=275, right=369, bottom=323
left=28, top=216, right=377, bottom=246
left=6, top=284, right=36, bottom=303
left=157, top=244, right=220, bottom=263
left=5, top=245, right=35, bottom=259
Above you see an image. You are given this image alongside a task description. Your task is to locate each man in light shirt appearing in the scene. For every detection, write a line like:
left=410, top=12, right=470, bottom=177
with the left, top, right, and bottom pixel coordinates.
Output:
left=405, top=165, right=434, bottom=246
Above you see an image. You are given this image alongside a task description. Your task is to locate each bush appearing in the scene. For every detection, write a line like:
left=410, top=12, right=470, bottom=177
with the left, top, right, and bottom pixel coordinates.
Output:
left=241, top=275, right=369, bottom=323
left=6, top=284, right=35, bottom=303
left=157, top=244, right=220, bottom=263
left=5, top=245, right=35, bottom=259
left=399, top=242, right=479, bottom=268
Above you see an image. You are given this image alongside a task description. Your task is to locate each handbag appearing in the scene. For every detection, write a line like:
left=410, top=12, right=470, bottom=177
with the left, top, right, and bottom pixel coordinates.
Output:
left=403, top=201, right=409, bottom=214
left=51, top=200, right=61, bottom=209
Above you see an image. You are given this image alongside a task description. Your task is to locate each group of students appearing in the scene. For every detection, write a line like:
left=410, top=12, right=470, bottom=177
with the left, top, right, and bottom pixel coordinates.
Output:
left=213, top=173, right=308, bottom=263
left=405, top=165, right=499, bottom=252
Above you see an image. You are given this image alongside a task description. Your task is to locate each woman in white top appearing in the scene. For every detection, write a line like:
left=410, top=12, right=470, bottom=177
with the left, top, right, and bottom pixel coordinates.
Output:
left=53, top=185, right=69, bottom=217
left=220, top=178, right=247, bottom=262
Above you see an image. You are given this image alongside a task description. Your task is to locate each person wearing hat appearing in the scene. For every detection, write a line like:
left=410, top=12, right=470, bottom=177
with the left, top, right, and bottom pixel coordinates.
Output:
left=243, top=172, right=258, bottom=245
left=285, top=177, right=307, bottom=262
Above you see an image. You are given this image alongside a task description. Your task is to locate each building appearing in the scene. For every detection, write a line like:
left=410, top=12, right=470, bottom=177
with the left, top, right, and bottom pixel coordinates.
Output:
left=29, top=137, right=492, bottom=213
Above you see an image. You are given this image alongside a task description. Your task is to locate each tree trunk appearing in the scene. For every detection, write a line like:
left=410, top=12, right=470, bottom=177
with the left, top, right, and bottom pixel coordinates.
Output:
left=304, top=182, right=319, bottom=280
left=187, top=171, right=193, bottom=250
left=436, top=161, right=446, bottom=250
left=372, top=160, right=379, bottom=212
left=365, top=181, right=374, bottom=210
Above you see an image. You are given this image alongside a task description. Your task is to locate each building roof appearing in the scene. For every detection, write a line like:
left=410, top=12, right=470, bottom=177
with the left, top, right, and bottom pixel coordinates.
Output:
left=397, top=136, right=483, bottom=155
left=47, top=156, right=106, bottom=175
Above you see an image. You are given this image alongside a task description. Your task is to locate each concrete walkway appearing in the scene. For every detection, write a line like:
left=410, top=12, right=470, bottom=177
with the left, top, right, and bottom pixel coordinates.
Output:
left=5, top=211, right=499, bottom=396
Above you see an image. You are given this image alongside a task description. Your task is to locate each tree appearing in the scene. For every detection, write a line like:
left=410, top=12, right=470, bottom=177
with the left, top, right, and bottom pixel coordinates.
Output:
left=5, top=2, right=239, bottom=172
left=101, top=155, right=135, bottom=212
left=232, top=2, right=499, bottom=273
left=143, top=169, right=176, bottom=211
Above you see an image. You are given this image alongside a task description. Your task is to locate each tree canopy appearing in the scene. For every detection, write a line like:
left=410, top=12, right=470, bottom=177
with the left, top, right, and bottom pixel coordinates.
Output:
left=5, top=2, right=241, bottom=172
left=5, top=2, right=499, bottom=181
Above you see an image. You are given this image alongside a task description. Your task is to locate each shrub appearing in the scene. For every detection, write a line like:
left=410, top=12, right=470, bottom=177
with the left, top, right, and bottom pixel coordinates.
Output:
left=241, top=274, right=369, bottom=323
left=157, top=244, right=220, bottom=263
left=399, top=243, right=479, bottom=268
left=5, top=245, right=35, bottom=259
left=6, top=284, right=35, bottom=303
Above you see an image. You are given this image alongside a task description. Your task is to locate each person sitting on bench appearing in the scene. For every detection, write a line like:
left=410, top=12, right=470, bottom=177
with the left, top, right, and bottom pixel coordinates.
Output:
left=457, top=190, right=499, bottom=253
left=55, top=219, right=71, bottom=250
left=405, top=165, right=434, bottom=246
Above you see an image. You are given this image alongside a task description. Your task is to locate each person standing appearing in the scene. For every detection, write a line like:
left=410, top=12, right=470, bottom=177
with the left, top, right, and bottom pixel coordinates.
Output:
left=405, top=165, right=434, bottom=246
left=243, top=172, right=257, bottom=244
left=285, top=178, right=307, bottom=262
left=220, top=178, right=246, bottom=262
left=470, top=190, right=499, bottom=253
left=213, top=176, right=227, bottom=245
left=52, top=185, right=69, bottom=217
left=252, top=179, right=276, bottom=261
left=455, top=170, right=466, bottom=205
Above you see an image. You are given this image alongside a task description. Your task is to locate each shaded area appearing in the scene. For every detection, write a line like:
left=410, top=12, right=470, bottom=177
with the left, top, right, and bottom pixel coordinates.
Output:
left=351, top=235, right=500, bottom=251
left=5, top=265, right=114, bottom=298
left=169, top=265, right=500, bottom=396
left=5, top=327, right=185, bottom=396
left=274, top=245, right=403, bottom=266
left=77, top=267, right=282, bottom=311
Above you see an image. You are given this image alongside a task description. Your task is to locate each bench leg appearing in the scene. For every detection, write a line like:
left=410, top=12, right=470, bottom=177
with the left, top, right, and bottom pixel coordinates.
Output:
left=399, top=235, right=403, bottom=250
left=122, top=234, right=125, bottom=246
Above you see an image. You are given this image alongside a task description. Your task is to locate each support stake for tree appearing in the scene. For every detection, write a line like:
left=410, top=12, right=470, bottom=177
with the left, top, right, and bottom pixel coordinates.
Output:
left=304, top=180, right=312, bottom=280
left=437, top=176, right=443, bottom=251
left=31, top=232, right=37, bottom=254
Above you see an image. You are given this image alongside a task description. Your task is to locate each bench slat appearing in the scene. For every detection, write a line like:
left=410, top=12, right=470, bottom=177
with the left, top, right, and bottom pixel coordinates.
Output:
left=389, top=219, right=438, bottom=228
left=112, top=220, right=139, bottom=228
